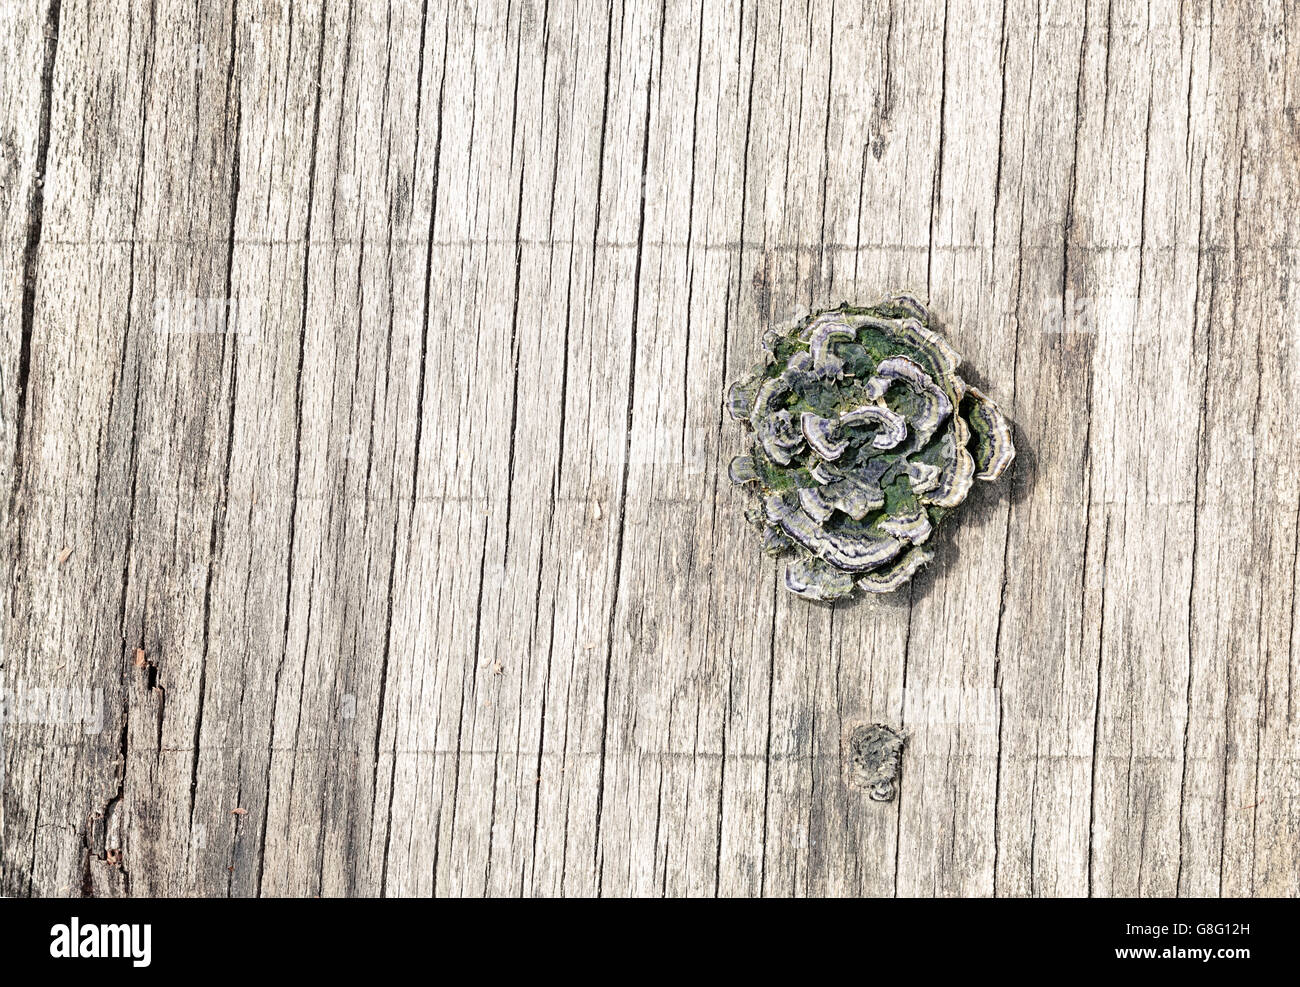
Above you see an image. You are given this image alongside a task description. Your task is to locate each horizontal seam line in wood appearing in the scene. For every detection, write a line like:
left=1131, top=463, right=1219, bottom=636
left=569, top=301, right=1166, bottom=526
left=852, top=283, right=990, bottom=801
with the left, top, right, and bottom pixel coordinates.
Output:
left=3, top=744, right=1235, bottom=764
left=11, top=493, right=1272, bottom=507
left=18, top=237, right=1297, bottom=253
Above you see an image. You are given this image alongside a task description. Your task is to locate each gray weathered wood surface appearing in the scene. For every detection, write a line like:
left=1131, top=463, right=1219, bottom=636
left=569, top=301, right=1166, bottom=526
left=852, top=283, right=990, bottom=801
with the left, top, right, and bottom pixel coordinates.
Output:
left=2, top=0, right=1298, bottom=897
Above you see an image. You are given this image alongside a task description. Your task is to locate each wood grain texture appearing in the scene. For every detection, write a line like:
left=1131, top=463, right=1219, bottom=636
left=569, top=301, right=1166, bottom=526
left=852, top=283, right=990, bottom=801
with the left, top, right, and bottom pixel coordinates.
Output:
left=2, top=0, right=1298, bottom=898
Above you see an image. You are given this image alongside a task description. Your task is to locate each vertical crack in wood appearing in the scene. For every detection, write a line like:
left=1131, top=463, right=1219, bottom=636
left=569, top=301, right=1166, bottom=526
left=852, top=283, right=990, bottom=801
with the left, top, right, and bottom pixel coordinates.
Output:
left=1086, top=515, right=1111, bottom=896
left=1175, top=149, right=1210, bottom=896
left=7, top=0, right=62, bottom=610
left=925, top=0, right=948, bottom=298
left=378, top=0, right=448, bottom=897
left=191, top=0, right=243, bottom=870
left=255, top=0, right=329, bottom=898
left=98, top=0, right=156, bottom=898
left=594, top=0, right=661, bottom=895
left=1061, top=0, right=1089, bottom=326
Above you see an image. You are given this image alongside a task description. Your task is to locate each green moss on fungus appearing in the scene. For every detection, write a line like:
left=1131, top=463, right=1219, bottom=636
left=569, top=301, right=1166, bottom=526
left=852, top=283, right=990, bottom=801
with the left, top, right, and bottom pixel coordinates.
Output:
left=726, top=296, right=1015, bottom=601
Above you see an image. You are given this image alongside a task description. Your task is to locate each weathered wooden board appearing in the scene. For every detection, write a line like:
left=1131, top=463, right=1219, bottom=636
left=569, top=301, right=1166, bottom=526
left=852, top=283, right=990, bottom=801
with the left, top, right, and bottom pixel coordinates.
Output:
left=2, top=0, right=1297, bottom=897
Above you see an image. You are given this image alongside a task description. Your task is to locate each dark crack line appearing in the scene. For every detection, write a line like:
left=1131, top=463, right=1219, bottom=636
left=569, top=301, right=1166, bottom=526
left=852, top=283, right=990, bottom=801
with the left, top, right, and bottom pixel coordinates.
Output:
left=379, top=0, right=449, bottom=898
left=255, top=0, right=327, bottom=898
left=7, top=0, right=63, bottom=620
left=1087, top=515, right=1112, bottom=897
left=593, top=2, right=661, bottom=896
left=1175, top=150, right=1210, bottom=895
left=926, top=0, right=949, bottom=298
left=190, top=0, right=243, bottom=849
left=1061, top=0, right=1090, bottom=324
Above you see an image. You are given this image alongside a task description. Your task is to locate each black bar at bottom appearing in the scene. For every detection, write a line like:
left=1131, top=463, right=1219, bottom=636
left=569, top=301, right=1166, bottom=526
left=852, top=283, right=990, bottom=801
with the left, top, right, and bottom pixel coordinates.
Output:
left=0, top=897, right=1286, bottom=977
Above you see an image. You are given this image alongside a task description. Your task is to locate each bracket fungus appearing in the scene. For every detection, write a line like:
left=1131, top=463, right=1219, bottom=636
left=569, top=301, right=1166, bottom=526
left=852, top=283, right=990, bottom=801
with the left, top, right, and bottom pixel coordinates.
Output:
left=726, top=297, right=1014, bottom=601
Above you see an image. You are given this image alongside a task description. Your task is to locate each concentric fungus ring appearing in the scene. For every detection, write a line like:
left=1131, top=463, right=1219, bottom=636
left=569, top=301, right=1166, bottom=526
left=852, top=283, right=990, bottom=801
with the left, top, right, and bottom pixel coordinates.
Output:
left=726, top=296, right=1014, bottom=601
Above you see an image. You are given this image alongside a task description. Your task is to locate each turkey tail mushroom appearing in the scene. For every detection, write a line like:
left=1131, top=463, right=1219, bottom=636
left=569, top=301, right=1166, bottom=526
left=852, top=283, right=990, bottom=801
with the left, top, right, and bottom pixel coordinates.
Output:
left=725, top=298, right=1016, bottom=599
